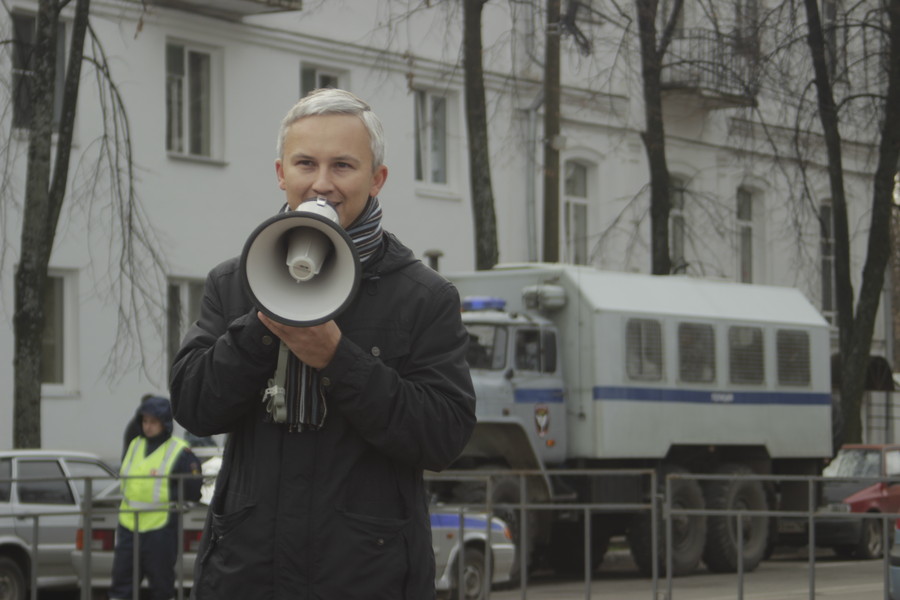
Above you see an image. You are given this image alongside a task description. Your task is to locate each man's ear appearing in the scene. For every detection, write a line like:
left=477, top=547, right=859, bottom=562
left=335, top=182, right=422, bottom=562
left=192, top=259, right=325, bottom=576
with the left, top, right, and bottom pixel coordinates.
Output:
left=369, top=164, right=388, bottom=197
left=275, top=159, right=286, bottom=190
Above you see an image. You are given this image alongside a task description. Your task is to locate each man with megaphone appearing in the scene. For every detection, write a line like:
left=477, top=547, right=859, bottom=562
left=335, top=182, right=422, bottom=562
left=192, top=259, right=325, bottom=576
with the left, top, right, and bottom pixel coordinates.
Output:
left=169, top=88, right=476, bottom=600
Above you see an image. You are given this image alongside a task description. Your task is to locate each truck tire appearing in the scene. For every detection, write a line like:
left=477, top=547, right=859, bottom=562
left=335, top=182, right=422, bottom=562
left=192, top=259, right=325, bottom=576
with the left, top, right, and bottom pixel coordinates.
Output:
left=546, top=516, right=611, bottom=576
left=702, top=463, right=768, bottom=573
left=0, top=555, right=26, bottom=600
left=627, top=466, right=706, bottom=577
left=454, top=473, right=533, bottom=577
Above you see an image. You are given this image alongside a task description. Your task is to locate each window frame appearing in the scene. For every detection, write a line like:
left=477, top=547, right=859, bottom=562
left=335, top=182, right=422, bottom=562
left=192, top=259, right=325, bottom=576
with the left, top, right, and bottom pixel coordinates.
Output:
left=300, top=64, right=343, bottom=96
left=11, top=11, right=66, bottom=131
left=678, top=322, right=716, bottom=383
left=167, top=277, right=206, bottom=369
left=563, top=160, right=591, bottom=265
left=42, top=270, right=78, bottom=396
left=413, top=88, right=455, bottom=189
left=820, top=201, right=836, bottom=320
left=736, top=186, right=754, bottom=283
left=776, top=328, right=811, bottom=386
left=670, top=177, right=688, bottom=272
left=626, top=318, right=664, bottom=381
left=165, top=39, right=223, bottom=161
left=728, top=325, right=765, bottom=385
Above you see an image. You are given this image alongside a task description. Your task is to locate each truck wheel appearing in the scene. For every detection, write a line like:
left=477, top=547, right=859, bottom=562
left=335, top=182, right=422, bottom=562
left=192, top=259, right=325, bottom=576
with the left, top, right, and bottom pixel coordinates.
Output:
left=702, top=464, right=768, bottom=573
left=546, top=516, right=611, bottom=576
left=0, top=556, right=26, bottom=600
left=449, top=546, right=487, bottom=600
left=627, top=466, right=706, bottom=577
left=454, top=473, right=532, bottom=577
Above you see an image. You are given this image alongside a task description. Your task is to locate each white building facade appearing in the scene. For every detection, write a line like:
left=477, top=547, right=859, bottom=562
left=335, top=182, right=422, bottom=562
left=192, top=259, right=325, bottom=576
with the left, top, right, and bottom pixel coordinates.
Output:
left=0, top=0, right=883, bottom=460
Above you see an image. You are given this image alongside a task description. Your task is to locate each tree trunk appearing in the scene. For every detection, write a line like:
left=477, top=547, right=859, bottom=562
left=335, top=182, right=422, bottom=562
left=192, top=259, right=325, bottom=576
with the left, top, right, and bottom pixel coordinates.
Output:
left=463, top=0, right=499, bottom=270
left=802, top=0, right=900, bottom=443
left=636, top=0, right=674, bottom=275
left=13, top=0, right=90, bottom=448
left=542, top=0, right=561, bottom=263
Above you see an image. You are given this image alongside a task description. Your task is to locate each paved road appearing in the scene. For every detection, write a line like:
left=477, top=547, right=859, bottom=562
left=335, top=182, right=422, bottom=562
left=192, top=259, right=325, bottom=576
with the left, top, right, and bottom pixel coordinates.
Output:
left=487, top=546, right=890, bottom=600
left=39, top=547, right=891, bottom=600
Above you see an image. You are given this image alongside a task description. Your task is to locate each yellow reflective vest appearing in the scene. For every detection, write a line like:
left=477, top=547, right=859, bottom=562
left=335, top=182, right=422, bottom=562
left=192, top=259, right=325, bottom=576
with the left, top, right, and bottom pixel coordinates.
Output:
left=119, top=436, right=189, bottom=532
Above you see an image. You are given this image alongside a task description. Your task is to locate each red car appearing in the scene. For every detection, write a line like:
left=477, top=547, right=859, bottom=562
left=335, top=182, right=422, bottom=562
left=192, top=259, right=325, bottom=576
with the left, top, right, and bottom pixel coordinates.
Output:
left=815, top=444, right=900, bottom=559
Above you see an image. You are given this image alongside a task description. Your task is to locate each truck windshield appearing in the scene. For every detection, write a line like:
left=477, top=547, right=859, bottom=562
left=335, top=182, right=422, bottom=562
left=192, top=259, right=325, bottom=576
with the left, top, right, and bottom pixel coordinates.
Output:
left=465, top=325, right=507, bottom=370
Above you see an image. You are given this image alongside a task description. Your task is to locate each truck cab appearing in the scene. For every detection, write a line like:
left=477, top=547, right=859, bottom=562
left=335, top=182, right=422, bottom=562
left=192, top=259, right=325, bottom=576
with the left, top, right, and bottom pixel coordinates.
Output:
left=462, top=296, right=567, bottom=467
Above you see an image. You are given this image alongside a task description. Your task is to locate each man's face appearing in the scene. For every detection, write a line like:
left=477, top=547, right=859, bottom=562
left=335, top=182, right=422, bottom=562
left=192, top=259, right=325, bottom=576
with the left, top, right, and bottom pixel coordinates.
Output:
left=276, top=114, right=388, bottom=229
left=142, top=414, right=164, bottom=438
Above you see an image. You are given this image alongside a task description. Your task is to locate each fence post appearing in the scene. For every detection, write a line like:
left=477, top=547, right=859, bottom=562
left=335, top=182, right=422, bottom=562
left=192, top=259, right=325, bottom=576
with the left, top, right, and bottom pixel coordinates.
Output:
left=807, top=477, right=815, bottom=600
left=81, top=477, right=94, bottom=600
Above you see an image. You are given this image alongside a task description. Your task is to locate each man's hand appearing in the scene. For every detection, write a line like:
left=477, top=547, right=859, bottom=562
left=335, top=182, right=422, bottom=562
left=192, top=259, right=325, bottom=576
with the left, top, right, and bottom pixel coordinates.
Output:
left=258, top=312, right=341, bottom=370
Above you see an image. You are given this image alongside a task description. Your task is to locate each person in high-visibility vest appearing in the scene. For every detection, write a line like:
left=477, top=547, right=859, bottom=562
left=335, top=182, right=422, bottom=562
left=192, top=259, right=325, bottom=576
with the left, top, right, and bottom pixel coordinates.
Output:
left=109, top=395, right=202, bottom=600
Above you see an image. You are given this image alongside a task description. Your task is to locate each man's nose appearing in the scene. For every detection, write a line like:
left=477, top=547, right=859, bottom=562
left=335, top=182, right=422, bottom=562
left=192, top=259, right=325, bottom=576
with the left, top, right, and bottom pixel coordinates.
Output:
left=311, top=169, right=334, bottom=194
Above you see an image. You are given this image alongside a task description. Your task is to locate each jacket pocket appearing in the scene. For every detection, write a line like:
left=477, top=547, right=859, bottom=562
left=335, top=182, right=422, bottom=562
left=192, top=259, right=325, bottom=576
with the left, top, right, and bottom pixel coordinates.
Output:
left=194, top=503, right=261, bottom=599
left=320, top=509, right=410, bottom=598
left=343, top=321, right=411, bottom=370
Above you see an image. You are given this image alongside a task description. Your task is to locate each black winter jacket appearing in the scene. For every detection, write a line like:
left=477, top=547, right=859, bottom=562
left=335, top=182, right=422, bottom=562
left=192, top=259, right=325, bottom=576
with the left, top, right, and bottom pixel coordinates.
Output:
left=170, top=232, right=476, bottom=600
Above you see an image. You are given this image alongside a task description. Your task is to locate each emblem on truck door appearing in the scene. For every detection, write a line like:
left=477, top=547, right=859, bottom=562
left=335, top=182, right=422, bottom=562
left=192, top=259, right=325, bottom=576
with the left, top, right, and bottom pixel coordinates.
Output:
left=535, top=405, right=550, bottom=437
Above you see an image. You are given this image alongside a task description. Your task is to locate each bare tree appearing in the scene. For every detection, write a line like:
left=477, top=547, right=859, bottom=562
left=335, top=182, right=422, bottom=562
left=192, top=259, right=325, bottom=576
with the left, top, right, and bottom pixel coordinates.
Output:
left=635, top=0, right=683, bottom=275
left=6, top=0, right=162, bottom=447
left=800, top=0, right=900, bottom=443
left=463, top=0, right=499, bottom=270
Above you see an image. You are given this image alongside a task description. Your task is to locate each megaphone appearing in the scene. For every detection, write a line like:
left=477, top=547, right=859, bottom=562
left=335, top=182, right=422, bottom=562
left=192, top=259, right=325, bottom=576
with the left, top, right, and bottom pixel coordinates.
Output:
left=240, top=198, right=361, bottom=327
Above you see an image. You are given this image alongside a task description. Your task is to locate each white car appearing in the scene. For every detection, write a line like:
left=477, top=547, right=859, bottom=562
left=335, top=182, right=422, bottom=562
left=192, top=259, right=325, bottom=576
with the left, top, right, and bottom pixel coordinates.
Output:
left=0, top=450, right=117, bottom=600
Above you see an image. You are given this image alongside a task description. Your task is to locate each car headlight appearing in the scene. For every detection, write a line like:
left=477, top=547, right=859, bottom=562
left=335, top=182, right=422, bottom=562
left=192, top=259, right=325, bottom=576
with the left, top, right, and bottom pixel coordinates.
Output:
left=821, top=502, right=851, bottom=513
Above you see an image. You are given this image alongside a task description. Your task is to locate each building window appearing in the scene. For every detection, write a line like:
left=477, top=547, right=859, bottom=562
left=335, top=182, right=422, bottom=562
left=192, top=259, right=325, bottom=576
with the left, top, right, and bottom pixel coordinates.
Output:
left=735, top=0, right=760, bottom=57
left=41, top=271, right=76, bottom=393
left=301, top=66, right=341, bottom=96
left=166, top=42, right=218, bottom=158
left=670, top=177, right=687, bottom=272
left=167, top=278, right=205, bottom=367
left=777, top=329, right=811, bottom=386
left=414, top=90, right=448, bottom=184
left=563, top=161, right=591, bottom=265
left=821, top=0, right=846, bottom=79
left=42, top=275, right=65, bottom=385
left=678, top=322, right=715, bottom=383
left=728, top=326, right=764, bottom=384
left=12, top=13, right=66, bottom=130
left=626, top=318, right=663, bottom=381
left=737, top=187, right=754, bottom=283
left=820, top=201, right=835, bottom=317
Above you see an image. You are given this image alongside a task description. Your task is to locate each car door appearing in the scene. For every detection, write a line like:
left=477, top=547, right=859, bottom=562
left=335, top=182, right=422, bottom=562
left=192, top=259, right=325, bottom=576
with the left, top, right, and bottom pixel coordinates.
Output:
left=882, top=448, right=900, bottom=513
left=13, top=457, right=80, bottom=583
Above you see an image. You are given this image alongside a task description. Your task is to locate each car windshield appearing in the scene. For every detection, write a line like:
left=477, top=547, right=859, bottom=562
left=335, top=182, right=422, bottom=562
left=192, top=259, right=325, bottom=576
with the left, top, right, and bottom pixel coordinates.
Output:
left=823, top=448, right=881, bottom=477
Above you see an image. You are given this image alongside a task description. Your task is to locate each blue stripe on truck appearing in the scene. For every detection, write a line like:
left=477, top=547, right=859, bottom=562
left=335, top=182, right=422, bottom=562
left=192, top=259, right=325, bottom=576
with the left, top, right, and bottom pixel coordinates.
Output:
left=593, top=386, right=831, bottom=405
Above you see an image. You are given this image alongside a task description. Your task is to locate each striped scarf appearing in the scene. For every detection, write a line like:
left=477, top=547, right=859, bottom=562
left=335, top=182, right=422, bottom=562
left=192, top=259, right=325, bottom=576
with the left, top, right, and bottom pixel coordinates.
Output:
left=345, top=196, right=383, bottom=264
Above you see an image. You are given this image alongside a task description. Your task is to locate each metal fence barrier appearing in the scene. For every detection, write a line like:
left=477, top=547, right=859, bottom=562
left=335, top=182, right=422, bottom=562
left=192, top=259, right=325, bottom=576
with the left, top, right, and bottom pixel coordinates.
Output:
left=3, top=470, right=899, bottom=600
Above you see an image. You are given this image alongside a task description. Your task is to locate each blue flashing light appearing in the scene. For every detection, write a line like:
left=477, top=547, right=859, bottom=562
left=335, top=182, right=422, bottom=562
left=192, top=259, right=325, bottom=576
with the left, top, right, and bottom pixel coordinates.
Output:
left=462, top=296, right=507, bottom=311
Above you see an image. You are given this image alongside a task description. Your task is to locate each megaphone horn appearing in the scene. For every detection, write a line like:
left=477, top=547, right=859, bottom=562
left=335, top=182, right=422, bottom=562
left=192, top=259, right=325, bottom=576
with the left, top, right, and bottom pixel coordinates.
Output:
left=240, top=198, right=361, bottom=327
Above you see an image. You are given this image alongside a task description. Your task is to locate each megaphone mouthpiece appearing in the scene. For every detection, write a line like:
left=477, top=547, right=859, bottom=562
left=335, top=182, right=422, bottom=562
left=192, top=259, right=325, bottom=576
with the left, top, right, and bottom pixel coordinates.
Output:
left=286, top=227, right=332, bottom=282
